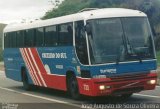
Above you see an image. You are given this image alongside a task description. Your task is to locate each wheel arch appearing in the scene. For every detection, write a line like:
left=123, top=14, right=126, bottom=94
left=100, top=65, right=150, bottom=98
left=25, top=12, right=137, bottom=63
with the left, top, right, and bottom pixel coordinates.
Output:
left=66, top=70, right=76, bottom=84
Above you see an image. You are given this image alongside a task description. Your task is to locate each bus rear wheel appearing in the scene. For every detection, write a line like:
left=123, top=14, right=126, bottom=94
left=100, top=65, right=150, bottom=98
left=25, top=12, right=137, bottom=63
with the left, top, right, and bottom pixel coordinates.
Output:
left=68, top=74, right=80, bottom=100
left=22, top=70, right=32, bottom=90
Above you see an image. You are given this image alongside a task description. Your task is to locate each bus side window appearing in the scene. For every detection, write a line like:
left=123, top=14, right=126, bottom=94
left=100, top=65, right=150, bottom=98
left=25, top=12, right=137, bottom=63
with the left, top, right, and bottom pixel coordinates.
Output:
left=58, top=23, right=73, bottom=46
left=25, top=29, right=35, bottom=47
left=10, top=32, right=17, bottom=48
left=75, top=21, right=89, bottom=65
left=45, top=25, right=58, bottom=47
left=7, top=33, right=11, bottom=48
left=17, top=31, right=25, bottom=48
left=4, top=33, right=9, bottom=48
left=36, top=28, right=44, bottom=47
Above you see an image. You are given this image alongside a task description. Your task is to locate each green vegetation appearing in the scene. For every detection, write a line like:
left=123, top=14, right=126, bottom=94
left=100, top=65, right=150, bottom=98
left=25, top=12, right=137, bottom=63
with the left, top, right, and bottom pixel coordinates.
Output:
left=42, top=0, right=91, bottom=19
left=156, top=51, right=160, bottom=66
left=0, top=23, right=6, bottom=61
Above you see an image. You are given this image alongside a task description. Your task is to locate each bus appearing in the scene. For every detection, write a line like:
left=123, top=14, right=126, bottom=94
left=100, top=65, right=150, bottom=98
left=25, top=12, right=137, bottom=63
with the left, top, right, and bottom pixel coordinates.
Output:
left=3, top=8, right=157, bottom=99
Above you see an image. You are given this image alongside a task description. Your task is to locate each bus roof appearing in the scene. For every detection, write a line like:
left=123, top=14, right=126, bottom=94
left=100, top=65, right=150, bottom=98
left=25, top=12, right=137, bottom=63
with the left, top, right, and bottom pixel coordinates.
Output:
left=4, top=8, right=147, bottom=33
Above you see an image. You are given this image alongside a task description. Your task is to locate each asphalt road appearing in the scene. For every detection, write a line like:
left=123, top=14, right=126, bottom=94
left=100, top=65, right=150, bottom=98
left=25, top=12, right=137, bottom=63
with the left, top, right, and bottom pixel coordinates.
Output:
left=0, top=71, right=160, bottom=109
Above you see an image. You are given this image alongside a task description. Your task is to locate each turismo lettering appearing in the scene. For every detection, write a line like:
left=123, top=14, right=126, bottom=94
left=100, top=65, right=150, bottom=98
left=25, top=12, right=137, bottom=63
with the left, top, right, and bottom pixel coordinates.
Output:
left=100, top=68, right=116, bottom=74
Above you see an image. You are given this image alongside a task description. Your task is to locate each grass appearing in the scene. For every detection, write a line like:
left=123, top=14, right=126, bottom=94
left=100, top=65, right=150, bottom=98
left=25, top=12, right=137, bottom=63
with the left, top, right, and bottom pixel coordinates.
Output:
left=156, top=51, right=160, bottom=66
left=156, top=51, right=160, bottom=85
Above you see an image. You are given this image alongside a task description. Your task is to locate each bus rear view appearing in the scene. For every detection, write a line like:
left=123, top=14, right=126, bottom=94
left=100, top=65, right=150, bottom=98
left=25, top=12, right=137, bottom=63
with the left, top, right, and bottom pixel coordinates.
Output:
left=3, top=8, right=157, bottom=99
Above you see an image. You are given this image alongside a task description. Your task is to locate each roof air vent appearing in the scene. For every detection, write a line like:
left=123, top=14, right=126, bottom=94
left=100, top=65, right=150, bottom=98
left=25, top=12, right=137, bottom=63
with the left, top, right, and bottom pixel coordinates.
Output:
left=78, top=8, right=99, bottom=13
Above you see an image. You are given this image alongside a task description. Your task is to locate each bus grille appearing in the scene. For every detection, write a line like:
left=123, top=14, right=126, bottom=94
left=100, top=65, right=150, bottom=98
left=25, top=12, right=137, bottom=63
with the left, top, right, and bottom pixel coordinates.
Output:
left=110, top=73, right=148, bottom=82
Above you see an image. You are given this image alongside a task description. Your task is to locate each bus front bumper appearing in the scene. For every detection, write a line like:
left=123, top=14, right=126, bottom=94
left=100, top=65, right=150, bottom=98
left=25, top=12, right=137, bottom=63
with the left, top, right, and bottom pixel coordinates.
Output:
left=77, top=73, right=157, bottom=96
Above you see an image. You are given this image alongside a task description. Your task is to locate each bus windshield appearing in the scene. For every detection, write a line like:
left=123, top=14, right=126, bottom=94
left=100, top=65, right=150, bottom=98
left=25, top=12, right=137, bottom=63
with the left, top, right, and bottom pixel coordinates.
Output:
left=86, top=17, right=155, bottom=64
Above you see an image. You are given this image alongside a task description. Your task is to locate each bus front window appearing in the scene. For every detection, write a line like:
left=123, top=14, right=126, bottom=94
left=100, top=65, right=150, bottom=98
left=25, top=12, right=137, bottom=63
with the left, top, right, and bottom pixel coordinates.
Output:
left=87, top=17, right=155, bottom=64
left=87, top=18, right=124, bottom=64
left=122, top=18, right=155, bottom=61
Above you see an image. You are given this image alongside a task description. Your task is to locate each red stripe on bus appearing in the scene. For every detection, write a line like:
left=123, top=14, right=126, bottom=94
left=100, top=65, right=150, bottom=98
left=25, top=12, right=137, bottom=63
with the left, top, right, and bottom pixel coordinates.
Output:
left=32, top=48, right=67, bottom=90
left=23, top=48, right=41, bottom=86
left=23, top=48, right=67, bottom=90
left=30, top=48, right=49, bottom=86
left=25, top=48, right=45, bottom=86
left=23, top=48, right=42, bottom=86
left=20, top=48, right=38, bottom=85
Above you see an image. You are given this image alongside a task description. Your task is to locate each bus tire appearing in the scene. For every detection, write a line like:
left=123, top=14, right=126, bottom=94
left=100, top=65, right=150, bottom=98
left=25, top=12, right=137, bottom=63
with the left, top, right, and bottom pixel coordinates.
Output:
left=67, top=74, right=80, bottom=100
left=21, top=69, right=32, bottom=91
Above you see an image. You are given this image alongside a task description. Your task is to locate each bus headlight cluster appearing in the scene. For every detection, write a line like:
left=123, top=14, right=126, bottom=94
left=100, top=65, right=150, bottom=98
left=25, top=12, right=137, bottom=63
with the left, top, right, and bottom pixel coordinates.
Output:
left=147, top=80, right=156, bottom=85
left=99, top=85, right=111, bottom=90
left=99, top=85, right=105, bottom=90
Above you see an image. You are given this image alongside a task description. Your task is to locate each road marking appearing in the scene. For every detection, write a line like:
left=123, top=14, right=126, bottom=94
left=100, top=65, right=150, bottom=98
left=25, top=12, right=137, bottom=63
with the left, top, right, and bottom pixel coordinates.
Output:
left=134, top=93, right=160, bottom=98
left=0, top=86, right=80, bottom=108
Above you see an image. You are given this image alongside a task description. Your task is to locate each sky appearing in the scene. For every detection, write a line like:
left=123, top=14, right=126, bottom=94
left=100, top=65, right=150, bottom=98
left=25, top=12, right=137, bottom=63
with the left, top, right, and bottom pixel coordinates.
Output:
left=0, top=0, right=62, bottom=24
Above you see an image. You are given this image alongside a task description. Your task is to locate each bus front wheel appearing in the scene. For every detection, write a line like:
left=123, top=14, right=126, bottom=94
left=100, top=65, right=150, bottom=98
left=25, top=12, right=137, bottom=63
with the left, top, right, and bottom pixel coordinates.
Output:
left=67, top=74, right=80, bottom=100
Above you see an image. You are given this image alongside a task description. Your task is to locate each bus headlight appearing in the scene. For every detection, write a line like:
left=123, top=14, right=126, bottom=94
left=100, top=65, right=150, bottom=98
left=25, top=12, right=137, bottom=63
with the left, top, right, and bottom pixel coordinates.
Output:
left=99, top=85, right=105, bottom=90
left=147, top=80, right=156, bottom=85
left=99, top=85, right=111, bottom=90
